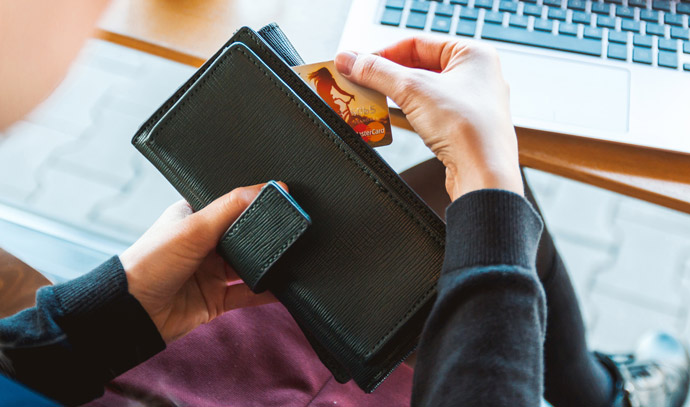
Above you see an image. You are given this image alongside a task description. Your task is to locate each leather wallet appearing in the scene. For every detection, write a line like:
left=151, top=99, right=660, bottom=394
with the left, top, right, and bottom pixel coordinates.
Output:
left=132, top=25, right=446, bottom=392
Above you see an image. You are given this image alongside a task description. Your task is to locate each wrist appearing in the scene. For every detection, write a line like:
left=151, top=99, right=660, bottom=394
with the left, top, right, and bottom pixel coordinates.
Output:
left=446, top=160, right=523, bottom=201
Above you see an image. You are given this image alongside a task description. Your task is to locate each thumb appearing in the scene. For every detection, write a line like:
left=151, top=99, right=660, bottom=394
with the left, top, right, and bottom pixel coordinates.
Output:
left=335, top=51, right=417, bottom=106
left=190, top=182, right=288, bottom=247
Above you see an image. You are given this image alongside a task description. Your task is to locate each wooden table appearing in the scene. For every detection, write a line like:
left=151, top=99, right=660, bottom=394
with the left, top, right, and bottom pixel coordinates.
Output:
left=97, top=0, right=690, bottom=214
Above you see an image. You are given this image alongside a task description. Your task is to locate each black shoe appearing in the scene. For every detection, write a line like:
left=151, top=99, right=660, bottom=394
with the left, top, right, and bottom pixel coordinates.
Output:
left=597, top=332, right=690, bottom=407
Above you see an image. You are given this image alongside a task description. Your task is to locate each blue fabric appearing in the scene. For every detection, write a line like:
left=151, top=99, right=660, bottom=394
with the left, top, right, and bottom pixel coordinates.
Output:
left=0, top=369, right=59, bottom=406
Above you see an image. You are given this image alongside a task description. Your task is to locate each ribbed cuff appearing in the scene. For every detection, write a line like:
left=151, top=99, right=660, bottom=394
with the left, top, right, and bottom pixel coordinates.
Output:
left=45, top=256, right=165, bottom=383
left=443, top=189, right=544, bottom=273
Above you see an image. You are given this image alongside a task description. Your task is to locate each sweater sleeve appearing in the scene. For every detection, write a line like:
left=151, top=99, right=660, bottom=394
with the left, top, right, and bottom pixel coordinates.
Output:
left=0, top=256, right=166, bottom=406
left=411, top=189, right=546, bottom=407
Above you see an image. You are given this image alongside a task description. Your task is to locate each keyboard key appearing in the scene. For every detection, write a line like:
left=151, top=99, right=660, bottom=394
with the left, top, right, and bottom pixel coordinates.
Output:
left=406, top=11, right=428, bottom=29
left=604, top=0, right=623, bottom=4
left=381, top=8, right=403, bottom=25
left=658, top=50, right=678, bottom=68
left=521, top=0, right=538, bottom=3
left=685, top=41, right=690, bottom=54
left=572, top=11, right=592, bottom=24
left=678, top=3, right=690, bottom=15
left=485, top=11, right=505, bottom=24
left=481, top=23, right=602, bottom=55
left=431, top=15, right=453, bottom=31
left=671, top=27, right=690, bottom=40
left=499, top=1, right=519, bottom=13
left=584, top=26, right=603, bottom=39
left=435, top=3, right=456, bottom=16
left=633, top=34, right=653, bottom=47
left=523, top=4, right=544, bottom=17
left=460, top=7, right=479, bottom=20
left=609, top=30, right=628, bottom=44
left=534, top=18, right=554, bottom=31
left=456, top=19, right=477, bottom=36
left=410, top=1, right=431, bottom=12
left=640, top=10, right=660, bottom=23
left=652, top=0, right=671, bottom=12
left=509, top=14, right=530, bottom=27
left=628, top=0, right=647, bottom=8
left=616, top=6, right=635, bottom=19
left=567, top=0, right=586, bottom=11
left=607, top=43, right=627, bottom=60
left=658, top=38, right=678, bottom=51
left=559, top=22, right=579, bottom=35
left=632, top=47, right=653, bottom=63
left=475, top=0, right=494, bottom=9
left=451, top=0, right=469, bottom=5
left=684, top=63, right=690, bottom=71
left=664, top=14, right=684, bottom=27
left=543, top=0, right=561, bottom=7
left=646, top=23, right=666, bottom=36
left=548, top=8, right=567, bottom=20
left=385, top=0, right=405, bottom=9
left=591, top=2, right=611, bottom=15
left=597, top=15, right=616, bottom=28
left=621, top=19, right=641, bottom=32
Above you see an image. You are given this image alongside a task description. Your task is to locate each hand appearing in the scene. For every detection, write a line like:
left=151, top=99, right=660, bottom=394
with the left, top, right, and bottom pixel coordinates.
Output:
left=119, top=183, right=282, bottom=343
left=335, top=37, right=523, bottom=200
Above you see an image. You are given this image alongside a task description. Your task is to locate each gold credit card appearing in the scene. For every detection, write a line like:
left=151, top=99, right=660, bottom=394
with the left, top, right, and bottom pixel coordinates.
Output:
left=292, top=60, right=392, bottom=147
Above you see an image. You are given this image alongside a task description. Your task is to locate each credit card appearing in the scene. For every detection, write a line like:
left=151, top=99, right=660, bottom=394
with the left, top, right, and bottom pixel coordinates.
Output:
left=292, top=60, right=392, bottom=147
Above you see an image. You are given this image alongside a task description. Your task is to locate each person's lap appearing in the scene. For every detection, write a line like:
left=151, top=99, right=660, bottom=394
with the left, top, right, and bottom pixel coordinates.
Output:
left=85, top=158, right=591, bottom=407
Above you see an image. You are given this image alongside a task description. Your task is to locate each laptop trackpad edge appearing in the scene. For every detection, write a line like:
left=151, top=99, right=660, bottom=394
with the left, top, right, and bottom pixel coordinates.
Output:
left=499, top=49, right=630, bottom=133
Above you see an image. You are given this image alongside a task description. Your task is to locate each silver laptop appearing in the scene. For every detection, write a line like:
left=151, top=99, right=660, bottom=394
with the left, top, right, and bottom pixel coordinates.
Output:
left=338, top=0, right=690, bottom=154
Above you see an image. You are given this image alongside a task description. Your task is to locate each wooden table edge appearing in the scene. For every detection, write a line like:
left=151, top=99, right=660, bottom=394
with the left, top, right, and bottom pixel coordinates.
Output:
left=93, top=29, right=690, bottom=215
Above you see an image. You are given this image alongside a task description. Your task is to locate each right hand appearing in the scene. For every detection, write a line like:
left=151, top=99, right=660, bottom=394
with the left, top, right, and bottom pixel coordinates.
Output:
left=335, top=37, right=523, bottom=201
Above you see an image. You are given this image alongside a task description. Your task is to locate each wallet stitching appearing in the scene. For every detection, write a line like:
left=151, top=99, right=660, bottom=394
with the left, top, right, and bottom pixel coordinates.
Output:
left=221, top=187, right=308, bottom=289
left=134, top=28, right=444, bottom=245
left=239, top=31, right=445, bottom=240
left=230, top=46, right=438, bottom=359
left=141, top=36, right=439, bottom=364
left=236, top=48, right=443, bottom=247
left=131, top=30, right=352, bottom=380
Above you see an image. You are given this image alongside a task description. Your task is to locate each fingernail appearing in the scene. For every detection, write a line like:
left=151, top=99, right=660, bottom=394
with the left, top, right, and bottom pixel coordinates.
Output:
left=335, top=51, right=357, bottom=76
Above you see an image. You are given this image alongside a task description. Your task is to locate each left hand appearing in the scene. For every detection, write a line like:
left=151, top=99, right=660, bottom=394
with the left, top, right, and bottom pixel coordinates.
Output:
left=119, top=183, right=281, bottom=343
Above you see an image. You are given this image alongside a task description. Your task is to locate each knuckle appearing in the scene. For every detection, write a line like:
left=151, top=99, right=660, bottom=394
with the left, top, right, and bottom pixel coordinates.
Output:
left=397, top=71, right=423, bottom=95
left=356, top=56, right=380, bottom=83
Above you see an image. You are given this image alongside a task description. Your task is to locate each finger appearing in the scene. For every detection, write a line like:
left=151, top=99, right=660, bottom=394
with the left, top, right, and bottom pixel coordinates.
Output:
left=335, top=51, right=418, bottom=102
left=374, top=37, right=463, bottom=71
left=224, top=283, right=278, bottom=311
left=158, top=199, right=194, bottom=222
left=190, top=182, right=289, bottom=246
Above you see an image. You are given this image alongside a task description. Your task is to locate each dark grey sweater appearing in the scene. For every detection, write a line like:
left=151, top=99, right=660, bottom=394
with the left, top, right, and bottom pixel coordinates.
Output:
left=0, top=189, right=545, bottom=406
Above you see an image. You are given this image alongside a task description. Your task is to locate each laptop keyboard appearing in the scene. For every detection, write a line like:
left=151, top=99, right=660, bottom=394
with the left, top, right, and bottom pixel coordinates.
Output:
left=380, top=0, right=690, bottom=71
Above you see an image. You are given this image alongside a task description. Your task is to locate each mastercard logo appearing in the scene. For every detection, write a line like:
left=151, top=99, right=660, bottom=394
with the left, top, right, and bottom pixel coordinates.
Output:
left=353, top=122, right=386, bottom=143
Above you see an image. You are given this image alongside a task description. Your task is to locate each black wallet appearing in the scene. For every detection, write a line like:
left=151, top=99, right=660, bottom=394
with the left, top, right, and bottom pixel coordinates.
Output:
left=132, top=25, right=445, bottom=392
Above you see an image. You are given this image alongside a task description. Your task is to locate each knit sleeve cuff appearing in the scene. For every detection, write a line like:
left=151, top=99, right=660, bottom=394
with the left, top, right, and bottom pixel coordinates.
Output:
left=443, top=189, right=544, bottom=273
left=44, top=256, right=165, bottom=381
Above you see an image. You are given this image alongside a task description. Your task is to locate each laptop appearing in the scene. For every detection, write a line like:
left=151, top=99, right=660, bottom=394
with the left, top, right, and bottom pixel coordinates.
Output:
left=337, top=0, right=690, bottom=154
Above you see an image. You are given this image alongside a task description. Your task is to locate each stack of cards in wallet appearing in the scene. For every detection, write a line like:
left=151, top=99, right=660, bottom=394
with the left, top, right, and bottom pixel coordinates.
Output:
left=293, top=60, right=392, bottom=147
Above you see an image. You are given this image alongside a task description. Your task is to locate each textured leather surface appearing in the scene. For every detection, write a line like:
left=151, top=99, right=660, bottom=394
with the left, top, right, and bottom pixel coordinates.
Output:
left=257, top=23, right=305, bottom=66
left=218, top=181, right=310, bottom=293
left=132, top=26, right=446, bottom=392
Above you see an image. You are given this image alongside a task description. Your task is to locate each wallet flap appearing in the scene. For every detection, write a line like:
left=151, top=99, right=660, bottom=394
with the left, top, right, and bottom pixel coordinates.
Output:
left=218, top=181, right=310, bottom=293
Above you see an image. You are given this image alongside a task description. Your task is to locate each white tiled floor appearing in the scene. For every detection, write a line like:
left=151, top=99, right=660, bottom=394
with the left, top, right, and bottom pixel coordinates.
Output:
left=3, top=39, right=690, bottom=402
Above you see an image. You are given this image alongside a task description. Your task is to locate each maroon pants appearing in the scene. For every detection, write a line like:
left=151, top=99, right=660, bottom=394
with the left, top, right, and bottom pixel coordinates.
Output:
left=86, top=160, right=453, bottom=407
left=86, top=302, right=413, bottom=406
